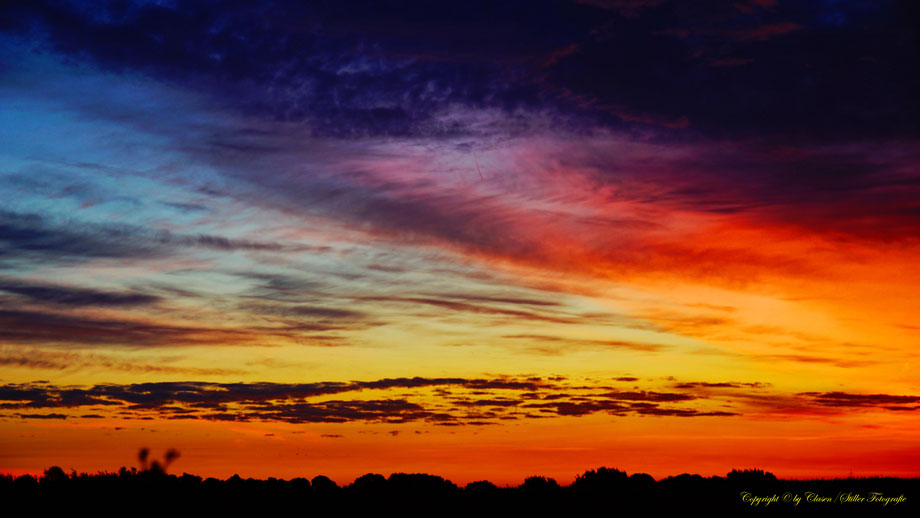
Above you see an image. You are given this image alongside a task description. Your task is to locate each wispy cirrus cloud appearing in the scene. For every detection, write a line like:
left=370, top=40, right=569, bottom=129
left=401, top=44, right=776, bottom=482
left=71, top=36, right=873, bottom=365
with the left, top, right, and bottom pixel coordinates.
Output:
left=0, top=347, right=245, bottom=376
left=4, top=0, right=914, bottom=141
left=0, top=277, right=160, bottom=307
left=0, top=210, right=291, bottom=268
left=0, top=308, right=264, bottom=348
left=802, top=391, right=920, bottom=410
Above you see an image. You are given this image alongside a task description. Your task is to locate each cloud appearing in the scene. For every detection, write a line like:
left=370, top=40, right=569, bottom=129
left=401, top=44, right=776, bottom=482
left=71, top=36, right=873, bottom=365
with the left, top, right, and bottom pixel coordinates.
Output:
left=430, top=293, right=562, bottom=307
left=457, top=399, right=522, bottom=407
left=184, top=129, right=920, bottom=299
left=803, top=392, right=920, bottom=410
left=5, top=0, right=914, bottom=142
left=375, top=297, right=580, bottom=324
left=3, top=0, right=568, bottom=137
left=0, top=2, right=917, bottom=440
left=5, top=23, right=918, bottom=306
left=732, top=22, right=802, bottom=41
left=673, top=382, right=771, bottom=389
left=598, top=390, right=696, bottom=402
left=0, top=278, right=160, bottom=307
left=574, top=0, right=665, bottom=17
left=758, top=354, right=877, bottom=369
left=634, top=408, right=739, bottom=417
left=0, top=375, right=748, bottom=424
left=0, top=347, right=245, bottom=376
left=239, top=303, right=367, bottom=321
left=0, top=308, right=261, bottom=348
left=8, top=376, right=910, bottom=423
left=0, top=210, right=290, bottom=268
left=502, top=334, right=665, bottom=354
left=0, top=210, right=159, bottom=265
left=523, top=400, right=629, bottom=417
left=234, top=399, right=439, bottom=424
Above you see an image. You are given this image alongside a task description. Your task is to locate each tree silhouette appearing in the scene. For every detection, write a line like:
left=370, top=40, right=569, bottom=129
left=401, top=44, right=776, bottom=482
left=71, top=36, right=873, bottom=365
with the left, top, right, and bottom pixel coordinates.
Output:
left=727, top=468, right=777, bottom=483
left=572, top=467, right=628, bottom=490
left=519, top=476, right=559, bottom=491
left=42, top=466, right=67, bottom=485
left=310, top=475, right=339, bottom=493
left=2, top=465, right=918, bottom=516
left=350, top=473, right=387, bottom=493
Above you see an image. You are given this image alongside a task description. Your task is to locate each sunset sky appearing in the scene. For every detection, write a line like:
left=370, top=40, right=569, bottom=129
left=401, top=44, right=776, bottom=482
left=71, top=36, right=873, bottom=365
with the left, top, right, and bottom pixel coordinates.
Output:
left=1, top=0, right=918, bottom=485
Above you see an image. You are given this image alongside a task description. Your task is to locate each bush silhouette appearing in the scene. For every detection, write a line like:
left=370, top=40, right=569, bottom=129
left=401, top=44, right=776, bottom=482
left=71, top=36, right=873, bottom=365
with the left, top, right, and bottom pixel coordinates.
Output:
left=138, top=447, right=181, bottom=474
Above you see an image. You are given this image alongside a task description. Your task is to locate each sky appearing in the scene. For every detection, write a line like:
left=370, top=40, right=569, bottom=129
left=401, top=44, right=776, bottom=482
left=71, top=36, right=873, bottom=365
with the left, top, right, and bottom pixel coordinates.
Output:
left=0, top=0, right=919, bottom=485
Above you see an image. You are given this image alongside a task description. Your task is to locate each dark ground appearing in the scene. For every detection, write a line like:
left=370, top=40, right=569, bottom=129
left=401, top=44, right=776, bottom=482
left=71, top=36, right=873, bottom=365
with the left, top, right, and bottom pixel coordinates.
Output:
left=2, top=467, right=917, bottom=517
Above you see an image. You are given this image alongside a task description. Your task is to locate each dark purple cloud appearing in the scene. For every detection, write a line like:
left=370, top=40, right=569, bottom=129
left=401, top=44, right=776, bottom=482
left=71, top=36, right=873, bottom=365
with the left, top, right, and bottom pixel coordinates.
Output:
left=803, top=391, right=920, bottom=409
left=0, top=308, right=261, bottom=347
left=17, top=413, right=68, bottom=419
left=0, top=210, right=289, bottom=268
left=0, top=376, right=747, bottom=424
left=22, top=375, right=909, bottom=425
left=0, top=278, right=160, bottom=307
left=2, top=0, right=915, bottom=141
left=674, top=381, right=770, bottom=389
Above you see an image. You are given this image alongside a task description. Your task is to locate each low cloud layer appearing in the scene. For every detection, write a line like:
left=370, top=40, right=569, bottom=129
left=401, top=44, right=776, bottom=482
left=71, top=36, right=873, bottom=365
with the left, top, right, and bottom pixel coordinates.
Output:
left=3, top=376, right=915, bottom=425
